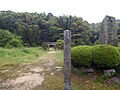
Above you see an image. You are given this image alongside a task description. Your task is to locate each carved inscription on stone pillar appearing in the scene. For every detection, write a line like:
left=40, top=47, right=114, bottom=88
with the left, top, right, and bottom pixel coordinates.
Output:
left=64, top=30, right=71, bottom=90
left=100, top=15, right=118, bottom=46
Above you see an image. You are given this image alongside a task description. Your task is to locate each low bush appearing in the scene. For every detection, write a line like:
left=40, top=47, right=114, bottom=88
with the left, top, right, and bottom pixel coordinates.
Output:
left=92, top=44, right=120, bottom=69
left=117, top=47, right=120, bottom=52
left=41, top=42, right=48, bottom=50
left=8, top=38, right=23, bottom=47
left=21, top=48, right=33, bottom=54
left=0, top=29, right=23, bottom=48
left=56, top=40, right=63, bottom=50
left=71, top=44, right=120, bottom=70
left=71, top=46, right=92, bottom=67
left=0, top=30, right=13, bottom=47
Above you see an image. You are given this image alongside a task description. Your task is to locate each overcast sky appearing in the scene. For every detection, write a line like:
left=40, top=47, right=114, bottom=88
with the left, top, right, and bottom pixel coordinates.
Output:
left=0, top=0, right=120, bottom=23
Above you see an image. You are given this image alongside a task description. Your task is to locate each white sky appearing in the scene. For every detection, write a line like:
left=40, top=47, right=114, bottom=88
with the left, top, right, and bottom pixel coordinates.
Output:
left=0, top=0, right=120, bottom=23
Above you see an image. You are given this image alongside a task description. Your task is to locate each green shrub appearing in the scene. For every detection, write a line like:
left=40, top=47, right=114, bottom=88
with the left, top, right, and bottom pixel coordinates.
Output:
left=93, top=40, right=99, bottom=45
left=0, top=30, right=13, bottom=47
left=8, top=38, right=22, bottom=47
left=0, top=29, right=23, bottom=48
left=115, top=64, right=120, bottom=73
left=92, top=44, right=120, bottom=69
left=117, top=47, right=120, bottom=52
left=56, top=40, right=63, bottom=50
left=21, top=48, right=34, bottom=54
left=71, top=46, right=92, bottom=67
left=41, top=42, right=48, bottom=50
left=4, top=43, right=12, bottom=49
left=114, top=47, right=120, bottom=73
left=71, top=44, right=120, bottom=69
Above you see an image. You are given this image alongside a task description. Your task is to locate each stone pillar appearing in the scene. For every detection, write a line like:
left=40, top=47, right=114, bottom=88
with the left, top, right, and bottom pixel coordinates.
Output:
left=64, top=30, right=71, bottom=90
left=100, top=15, right=118, bottom=46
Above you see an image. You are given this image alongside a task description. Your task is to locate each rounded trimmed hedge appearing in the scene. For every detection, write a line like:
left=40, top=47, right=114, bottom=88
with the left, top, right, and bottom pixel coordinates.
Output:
left=71, top=46, right=92, bottom=67
left=71, top=44, right=120, bottom=69
left=92, top=44, right=120, bottom=68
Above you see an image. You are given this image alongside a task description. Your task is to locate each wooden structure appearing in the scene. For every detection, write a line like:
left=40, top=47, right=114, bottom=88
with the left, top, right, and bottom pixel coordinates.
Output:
left=46, top=42, right=56, bottom=50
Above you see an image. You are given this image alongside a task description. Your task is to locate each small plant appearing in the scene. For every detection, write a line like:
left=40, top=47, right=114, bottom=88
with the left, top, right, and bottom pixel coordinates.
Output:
left=4, top=43, right=12, bottom=49
left=8, top=38, right=23, bottom=47
left=115, top=64, right=120, bottom=74
left=93, top=40, right=99, bottom=45
left=56, top=40, right=64, bottom=50
left=94, top=74, right=106, bottom=83
left=41, top=42, right=48, bottom=50
left=21, top=48, right=33, bottom=54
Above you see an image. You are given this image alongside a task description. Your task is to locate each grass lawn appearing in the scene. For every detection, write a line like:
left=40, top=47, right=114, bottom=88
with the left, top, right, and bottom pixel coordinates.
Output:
left=54, top=51, right=64, bottom=66
left=0, top=47, right=47, bottom=68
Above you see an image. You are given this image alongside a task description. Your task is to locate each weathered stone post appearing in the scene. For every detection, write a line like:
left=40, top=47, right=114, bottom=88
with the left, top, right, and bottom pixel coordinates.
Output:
left=64, top=30, right=71, bottom=90
left=100, top=15, right=118, bottom=46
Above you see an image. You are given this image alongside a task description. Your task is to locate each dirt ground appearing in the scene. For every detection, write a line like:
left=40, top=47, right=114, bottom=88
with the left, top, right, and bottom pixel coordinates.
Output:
left=1, top=50, right=120, bottom=90
left=0, top=51, right=63, bottom=90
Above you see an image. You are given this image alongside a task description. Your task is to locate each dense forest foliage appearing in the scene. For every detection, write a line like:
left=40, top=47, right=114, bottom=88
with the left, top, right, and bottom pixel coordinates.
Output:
left=0, top=11, right=120, bottom=47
